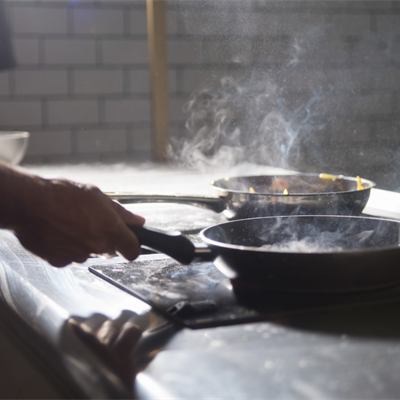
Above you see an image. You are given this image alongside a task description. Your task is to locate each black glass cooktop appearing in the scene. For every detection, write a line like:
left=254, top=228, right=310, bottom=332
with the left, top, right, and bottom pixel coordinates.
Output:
left=89, top=255, right=400, bottom=329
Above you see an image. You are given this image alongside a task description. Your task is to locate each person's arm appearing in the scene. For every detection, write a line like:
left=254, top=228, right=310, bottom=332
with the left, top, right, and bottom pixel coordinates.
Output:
left=0, top=161, right=145, bottom=267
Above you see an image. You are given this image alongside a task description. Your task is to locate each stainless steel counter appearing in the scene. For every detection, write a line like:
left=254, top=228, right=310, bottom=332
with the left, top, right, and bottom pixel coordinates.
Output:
left=1, top=163, right=400, bottom=399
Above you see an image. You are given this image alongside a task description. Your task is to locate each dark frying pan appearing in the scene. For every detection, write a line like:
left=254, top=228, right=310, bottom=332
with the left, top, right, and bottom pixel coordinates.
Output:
left=111, top=173, right=375, bottom=219
left=129, top=215, right=400, bottom=293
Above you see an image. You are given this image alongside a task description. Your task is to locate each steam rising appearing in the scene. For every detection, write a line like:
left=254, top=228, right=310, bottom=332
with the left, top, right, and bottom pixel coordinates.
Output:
left=168, top=75, right=327, bottom=171
left=257, top=216, right=389, bottom=253
left=167, top=5, right=398, bottom=191
left=168, top=25, right=332, bottom=172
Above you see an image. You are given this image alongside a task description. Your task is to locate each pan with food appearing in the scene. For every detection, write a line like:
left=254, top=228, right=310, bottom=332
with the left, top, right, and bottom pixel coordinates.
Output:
left=128, top=215, right=400, bottom=293
left=110, top=173, right=375, bottom=219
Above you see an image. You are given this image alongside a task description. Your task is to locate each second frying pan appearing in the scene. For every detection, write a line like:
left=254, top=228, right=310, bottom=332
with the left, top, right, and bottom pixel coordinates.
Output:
left=111, top=173, right=375, bottom=219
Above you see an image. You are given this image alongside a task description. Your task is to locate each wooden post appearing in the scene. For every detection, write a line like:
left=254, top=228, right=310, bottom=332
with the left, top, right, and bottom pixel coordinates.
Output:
left=146, top=0, right=169, bottom=162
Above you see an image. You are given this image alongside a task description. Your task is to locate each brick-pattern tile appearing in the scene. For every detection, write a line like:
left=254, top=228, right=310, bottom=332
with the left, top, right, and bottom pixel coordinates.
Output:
left=1, top=0, right=400, bottom=183
left=179, top=11, right=236, bottom=36
left=169, top=97, right=188, bottom=122
left=26, top=130, right=72, bottom=156
left=166, top=10, right=178, bottom=35
left=127, top=128, right=152, bottom=151
left=12, top=38, right=40, bottom=65
left=0, top=101, right=42, bottom=126
left=14, top=70, right=68, bottom=96
left=128, top=69, right=150, bottom=93
left=377, top=15, right=400, bottom=36
left=73, top=69, right=124, bottom=94
left=0, top=72, right=10, bottom=96
left=102, top=39, right=148, bottom=64
left=104, top=98, right=150, bottom=123
left=129, top=9, right=147, bottom=35
left=72, top=8, right=124, bottom=35
left=48, top=100, right=99, bottom=125
left=181, top=69, right=217, bottom=94
left=76, top=128, right=127, bottom=153
left=346, top=1, right=392, bottom=10
left=321, top=69, right=360, bottom=92
left=205, top=40, right=253, bottom=64
left=331, top=14, right=371, bottom=36
left=252, top=39, right=291, bottom=65
left=10, top=6, right=68, bottom=35
left=44, top=39, right=97, bottom=65
left=168, top=40, right=202, bottom=64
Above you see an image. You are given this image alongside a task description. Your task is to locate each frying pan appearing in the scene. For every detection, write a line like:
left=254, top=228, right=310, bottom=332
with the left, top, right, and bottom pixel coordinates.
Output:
left=111, top=173, right=375, bottom=220
left=129, top=215, right=400, bottom=293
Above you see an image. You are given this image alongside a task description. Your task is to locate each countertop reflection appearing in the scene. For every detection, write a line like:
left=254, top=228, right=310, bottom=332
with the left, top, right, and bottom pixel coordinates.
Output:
left=1, top=162, right=400, bottom=399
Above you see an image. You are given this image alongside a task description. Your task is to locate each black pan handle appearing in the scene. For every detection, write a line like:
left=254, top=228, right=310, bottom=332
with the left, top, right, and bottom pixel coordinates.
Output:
left=128, top=225, right=196, bottom=265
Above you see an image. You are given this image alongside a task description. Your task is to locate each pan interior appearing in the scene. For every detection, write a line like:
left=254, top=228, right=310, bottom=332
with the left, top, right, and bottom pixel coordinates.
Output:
left=201, top=216, right=400, bottom=254
left=213, top=174, right=373, bottom=195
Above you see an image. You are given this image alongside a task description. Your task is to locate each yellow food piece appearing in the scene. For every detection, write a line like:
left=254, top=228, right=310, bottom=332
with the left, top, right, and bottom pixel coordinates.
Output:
left=271, top=178, right=289, bottom=192
left=356, top=176, right=364, bottom=190
left=283, top=188, right=288, bottom=195
left=249, top=187, right=256, bottom=193
left=319, top=173, right=336, bottom=181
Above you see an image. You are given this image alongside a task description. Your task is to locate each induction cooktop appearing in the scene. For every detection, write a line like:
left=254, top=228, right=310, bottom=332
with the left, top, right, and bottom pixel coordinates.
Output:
left=89, top=255, right=400, bottom=329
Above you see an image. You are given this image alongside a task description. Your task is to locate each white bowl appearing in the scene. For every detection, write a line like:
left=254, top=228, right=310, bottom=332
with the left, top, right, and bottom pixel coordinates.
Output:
left=0, top=131, right=30, bottom=165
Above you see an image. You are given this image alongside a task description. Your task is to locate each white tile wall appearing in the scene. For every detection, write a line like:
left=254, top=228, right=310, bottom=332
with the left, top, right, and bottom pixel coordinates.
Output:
left=205, top=40, right=253, bottom=64
left=331, top=14, right=372, bottom=36
left=377, top=14, right=400, bottom=36
left=12, top=38, right=40, bottom=65
left=47, top=100, right=99, bottom=125
left=44, top=39, right=97, bottom=65
left=72, top=8, right=125, bottom=35
left=101, top=39, right=148, bottom=65
left=169, top=97, right=187, bottom=123
left=129, top=9, right=147, bottom=35
left=0, top=0, right=398, bottom=189
left=73, top=69, right=124, bottom=94
left=0, top=72, right=10, bottom=95
left=127, top=128, right=152, bottom=152
left=128, top=69, right=150, bottom=93
left=10, top=6, right=68, bottom=35
left=104, top=98, right=150, bottom=123
left=345, top=1, right=392, bottom=10
left=167, top=40, right=202, bottom=64
left=14, top=70, right=68, bottom=95
left=27, top=130, right=72, bottom=156
left=181, top=69, right=226, bottom=93
left=0, top=101, right=42, bottom=126
left=76, top=128, right=126, bottom=153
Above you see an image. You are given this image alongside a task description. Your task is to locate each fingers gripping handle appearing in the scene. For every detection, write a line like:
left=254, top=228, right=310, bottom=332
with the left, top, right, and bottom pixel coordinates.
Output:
left=128, top=225, right=196, bottom=265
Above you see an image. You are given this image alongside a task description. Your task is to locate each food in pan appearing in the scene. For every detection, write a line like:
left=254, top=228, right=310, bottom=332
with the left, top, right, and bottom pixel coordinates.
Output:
left=260, top=174, right=370, bottom=195
left=356, top=176, right=364, bottom=191
left=270, top=178, right=289, bottom=193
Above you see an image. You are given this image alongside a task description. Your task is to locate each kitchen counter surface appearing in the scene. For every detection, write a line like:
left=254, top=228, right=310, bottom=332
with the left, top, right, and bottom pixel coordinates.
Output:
left=1, top=162, right=400, bottom=399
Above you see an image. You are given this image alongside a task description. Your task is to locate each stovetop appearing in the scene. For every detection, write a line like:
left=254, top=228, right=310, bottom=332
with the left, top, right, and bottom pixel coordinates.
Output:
left=87, top=201, right=400, bottom=329
left=90, top=255, right=400, bottom=329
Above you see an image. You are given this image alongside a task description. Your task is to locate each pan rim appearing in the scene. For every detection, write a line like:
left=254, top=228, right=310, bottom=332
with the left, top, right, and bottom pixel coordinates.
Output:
left=211, top=173, right=376, bottom=197
left=200, top=215, right=400, bottom=256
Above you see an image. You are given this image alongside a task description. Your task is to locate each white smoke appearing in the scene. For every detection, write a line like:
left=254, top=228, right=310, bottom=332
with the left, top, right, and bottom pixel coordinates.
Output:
left=168, top=72, right=329, bottom=171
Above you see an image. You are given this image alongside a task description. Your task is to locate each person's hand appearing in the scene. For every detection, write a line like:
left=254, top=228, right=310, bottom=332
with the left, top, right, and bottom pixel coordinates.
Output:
left=12, top=177, right=145, bottom=267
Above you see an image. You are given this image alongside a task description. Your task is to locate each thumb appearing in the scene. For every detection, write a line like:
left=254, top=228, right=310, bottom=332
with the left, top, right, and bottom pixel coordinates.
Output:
left=112, top=202, right=145, bottom=226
